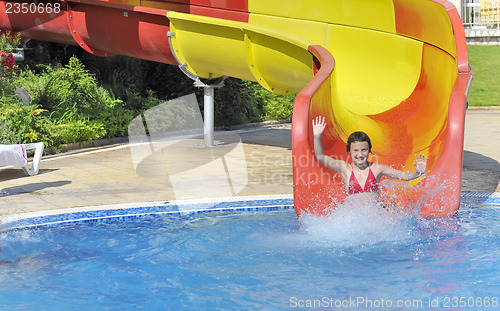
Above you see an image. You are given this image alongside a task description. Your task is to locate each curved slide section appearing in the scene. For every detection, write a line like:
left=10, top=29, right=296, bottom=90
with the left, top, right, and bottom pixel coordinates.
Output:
left=291, top=0, right=472, bottom=216
left=0, top=0, right=472, bottom=216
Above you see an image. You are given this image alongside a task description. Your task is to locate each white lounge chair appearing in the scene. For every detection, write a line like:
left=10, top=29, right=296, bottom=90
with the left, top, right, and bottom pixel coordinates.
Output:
left=0, top=142, right=44, bottom=176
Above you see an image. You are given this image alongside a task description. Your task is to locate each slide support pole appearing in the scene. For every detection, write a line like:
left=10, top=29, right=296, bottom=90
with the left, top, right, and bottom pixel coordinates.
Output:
left=203, top=85, right=215, bottom=147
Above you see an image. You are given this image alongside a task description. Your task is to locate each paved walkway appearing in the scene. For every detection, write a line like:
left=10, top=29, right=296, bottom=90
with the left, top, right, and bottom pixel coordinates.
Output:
left=462, top=109, right=500, bottom=193
left=0, top=109, right=499, bottom=216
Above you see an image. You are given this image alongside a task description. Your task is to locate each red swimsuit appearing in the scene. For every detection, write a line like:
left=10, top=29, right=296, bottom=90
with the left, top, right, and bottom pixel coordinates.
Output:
left=348, top=166, right=379, bottom=194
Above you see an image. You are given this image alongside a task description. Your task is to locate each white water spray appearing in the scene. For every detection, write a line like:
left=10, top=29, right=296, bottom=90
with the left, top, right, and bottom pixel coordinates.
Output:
left=298, top=196, right=417, bottom=247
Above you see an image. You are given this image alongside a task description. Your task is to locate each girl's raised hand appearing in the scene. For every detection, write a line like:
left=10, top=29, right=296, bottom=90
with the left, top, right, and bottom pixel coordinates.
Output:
left=414, top=154, right=427, bottom=175
left=312, top=116, right=326, bottom=136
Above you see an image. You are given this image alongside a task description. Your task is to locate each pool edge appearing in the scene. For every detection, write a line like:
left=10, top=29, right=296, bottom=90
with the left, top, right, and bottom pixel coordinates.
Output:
left=0, top=194, right=294, bottom=232
left=1, top=192, right=498, bottom=232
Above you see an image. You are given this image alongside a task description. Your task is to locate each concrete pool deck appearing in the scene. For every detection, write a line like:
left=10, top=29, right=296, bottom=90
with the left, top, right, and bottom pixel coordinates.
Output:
left=0, top=109, right=499, bottom=216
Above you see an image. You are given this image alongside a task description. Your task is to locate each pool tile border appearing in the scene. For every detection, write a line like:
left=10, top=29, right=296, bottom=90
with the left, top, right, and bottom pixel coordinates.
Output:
left=461, top=191, right=500, bottom=205
left=1, top=192, right=498, bottom=231
left=0, top=194, right=294, bottom=231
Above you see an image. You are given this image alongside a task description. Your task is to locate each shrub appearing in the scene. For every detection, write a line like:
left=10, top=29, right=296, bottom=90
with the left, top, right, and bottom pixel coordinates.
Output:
left=0, top=104, right=54, bottom=145
left=11, top=56, right=132, bottom=141
left=244, top=81, right=295, bottom=121
left=0, top=78, right=16, bottom=97
left=0, top=31, right=21, bottom=53
left=93, top=90, right=135, bottom=138
left=3, top=57, right=119, bottom=147
left=141, top=96, right=198, bottom=134
left=54, top=118, right=107, bottom=144
left=0, top=102, right=109, bottom=147
left=13, top=57, right=113, bottom=112
left=209, top=78, right=263, bottom=127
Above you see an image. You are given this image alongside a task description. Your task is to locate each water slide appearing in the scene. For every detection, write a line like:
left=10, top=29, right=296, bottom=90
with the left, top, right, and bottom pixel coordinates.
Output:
left=1, top=0, right=472, bottom=216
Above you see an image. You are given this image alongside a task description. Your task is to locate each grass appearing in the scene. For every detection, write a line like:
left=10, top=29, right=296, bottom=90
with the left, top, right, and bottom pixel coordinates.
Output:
left=467, top=45, right=500, bottom=106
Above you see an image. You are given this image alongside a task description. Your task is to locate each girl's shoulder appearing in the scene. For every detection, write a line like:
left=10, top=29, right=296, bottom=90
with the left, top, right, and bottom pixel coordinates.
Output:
left=369, top=162, right=390, bottom=174
left=338, top=160, right=351, bottom=173
left=370, top=162, right=390, bottom=168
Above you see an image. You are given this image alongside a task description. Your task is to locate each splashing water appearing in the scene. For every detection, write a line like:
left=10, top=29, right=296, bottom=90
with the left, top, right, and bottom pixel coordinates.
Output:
left=294, top=175, right=458, bottom=250
left=298, top=196, right=418, bottom=248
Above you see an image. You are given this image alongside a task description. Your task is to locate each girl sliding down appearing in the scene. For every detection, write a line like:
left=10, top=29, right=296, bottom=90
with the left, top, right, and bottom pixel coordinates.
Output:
left=312, top=115, right=427, bottom=201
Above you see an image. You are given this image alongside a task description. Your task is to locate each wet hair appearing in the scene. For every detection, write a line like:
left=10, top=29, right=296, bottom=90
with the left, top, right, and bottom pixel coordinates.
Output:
left=346, top=131, right=372, bottom=152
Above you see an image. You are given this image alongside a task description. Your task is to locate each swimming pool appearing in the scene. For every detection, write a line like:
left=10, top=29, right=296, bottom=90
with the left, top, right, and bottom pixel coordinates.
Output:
left=0, top=193, right=499, bottom=310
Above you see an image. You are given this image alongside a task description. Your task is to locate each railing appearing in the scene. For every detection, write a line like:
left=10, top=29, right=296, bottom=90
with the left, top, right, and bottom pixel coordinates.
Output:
left=462, top=0, right=500, bottom=28
left=462, top=0, right=500, bottom=44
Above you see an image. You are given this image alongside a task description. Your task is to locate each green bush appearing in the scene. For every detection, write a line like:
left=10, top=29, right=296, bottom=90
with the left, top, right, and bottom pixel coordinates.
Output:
left=55, top=118, right=106, bottom=144
left=244, top=81, right=295, bottom=121
left=0, top=104, right=54, bottom=145
left=1, top=56, right=118, bottom=147
left=210, top=78, right=263, bottom=127
left=12, top=56, right=197, bottom=139
left=0, top=101, right=110, bottom=147
left=93, top=93, right=135, bottom=138
left=14, top=57, right=104, bottom=114
left=0, top=94, right=21, bottom=106
left=142, top=97, right=198, bottom=134
left=0, top=31, right=21, bottom=53
left=0, top=80, right=16, bottom=98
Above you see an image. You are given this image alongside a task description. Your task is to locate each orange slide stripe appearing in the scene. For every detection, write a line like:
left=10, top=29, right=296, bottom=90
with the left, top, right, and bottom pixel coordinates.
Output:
left=368, top=43, right=456, bottom=171
left=393, top=0, right=456, bottom=58
left=146, top=0, right=249, bottom=12
left=189, top=6, right=249, bottom=22
left=80, top=0, right=250, bottom=22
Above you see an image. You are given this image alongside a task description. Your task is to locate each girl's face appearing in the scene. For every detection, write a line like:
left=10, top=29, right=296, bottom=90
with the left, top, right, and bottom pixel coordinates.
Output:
left=349, top=141, right=370, bottom=166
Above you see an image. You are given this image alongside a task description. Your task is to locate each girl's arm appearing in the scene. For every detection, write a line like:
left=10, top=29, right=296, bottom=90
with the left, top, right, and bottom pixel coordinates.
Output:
left=312, top=116, right=348, bottom=173
left=379, top=154, right=427, bottom=181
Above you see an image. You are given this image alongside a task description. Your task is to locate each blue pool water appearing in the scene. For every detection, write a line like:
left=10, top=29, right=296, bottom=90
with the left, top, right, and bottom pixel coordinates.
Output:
left=0, top=194, right=499, bottom=310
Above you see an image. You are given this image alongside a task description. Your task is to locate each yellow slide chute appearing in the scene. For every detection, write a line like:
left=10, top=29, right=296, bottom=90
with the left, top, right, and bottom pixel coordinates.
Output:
left=167, top=12, right=314, bottom=95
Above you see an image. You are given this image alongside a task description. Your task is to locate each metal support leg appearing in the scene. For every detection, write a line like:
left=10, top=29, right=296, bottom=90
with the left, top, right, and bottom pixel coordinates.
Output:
left=204, top=85, right=215, bottom=147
